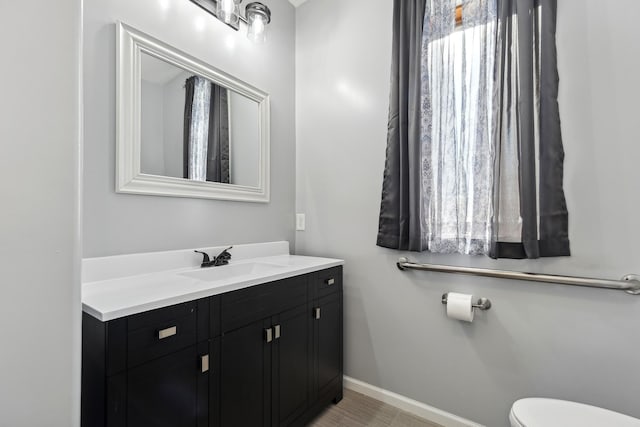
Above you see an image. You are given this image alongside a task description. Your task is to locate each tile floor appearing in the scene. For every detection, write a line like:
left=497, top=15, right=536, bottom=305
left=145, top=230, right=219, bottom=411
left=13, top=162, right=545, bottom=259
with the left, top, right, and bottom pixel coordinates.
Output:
left=309, top=389, right=443, bottom=427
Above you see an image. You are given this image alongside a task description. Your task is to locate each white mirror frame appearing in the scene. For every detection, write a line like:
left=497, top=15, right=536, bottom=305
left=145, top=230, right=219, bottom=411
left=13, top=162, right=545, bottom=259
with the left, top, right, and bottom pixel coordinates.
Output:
left=116, top=22, right=270, bottom=203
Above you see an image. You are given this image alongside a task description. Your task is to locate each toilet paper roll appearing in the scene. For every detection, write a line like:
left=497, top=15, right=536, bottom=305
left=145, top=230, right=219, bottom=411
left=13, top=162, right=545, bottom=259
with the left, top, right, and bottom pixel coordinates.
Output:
left=446, top=292, right=475, bottom=322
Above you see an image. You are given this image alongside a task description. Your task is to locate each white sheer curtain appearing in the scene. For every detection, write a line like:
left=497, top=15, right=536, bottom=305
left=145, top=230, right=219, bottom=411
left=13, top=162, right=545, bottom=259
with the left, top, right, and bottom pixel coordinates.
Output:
left=420, top=0, right=498, bottom=255
left=188, top=76, right=212, bottom=182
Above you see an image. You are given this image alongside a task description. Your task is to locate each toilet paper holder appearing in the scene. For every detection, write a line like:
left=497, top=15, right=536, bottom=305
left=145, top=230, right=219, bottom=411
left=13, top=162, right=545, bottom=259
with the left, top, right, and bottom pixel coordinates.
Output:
left=441, top=293, right=492, bottom=310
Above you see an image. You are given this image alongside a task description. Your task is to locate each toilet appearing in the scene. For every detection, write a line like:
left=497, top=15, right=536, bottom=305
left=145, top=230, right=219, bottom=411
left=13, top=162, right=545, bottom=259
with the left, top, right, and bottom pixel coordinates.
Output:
left=510, top=398, right=640, bottom=427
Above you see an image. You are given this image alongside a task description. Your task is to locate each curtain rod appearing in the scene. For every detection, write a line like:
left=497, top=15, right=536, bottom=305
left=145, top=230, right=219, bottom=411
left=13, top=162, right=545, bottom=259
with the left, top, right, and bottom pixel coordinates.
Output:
left=396, top=257, right=640, bottom=295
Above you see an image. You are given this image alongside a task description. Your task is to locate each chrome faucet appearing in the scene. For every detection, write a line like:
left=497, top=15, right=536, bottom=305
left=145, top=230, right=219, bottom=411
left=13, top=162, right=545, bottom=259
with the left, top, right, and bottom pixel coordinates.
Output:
left=194, top=246, right=233, bottom=268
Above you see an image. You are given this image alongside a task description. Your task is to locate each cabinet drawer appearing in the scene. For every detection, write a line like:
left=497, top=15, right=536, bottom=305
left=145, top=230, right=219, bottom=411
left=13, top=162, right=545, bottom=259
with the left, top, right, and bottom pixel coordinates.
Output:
left=221, top=275, right=308, bottom=333
left=314, top=266, right=343, bottom=298
left=127, top=301, right=197, bottom=367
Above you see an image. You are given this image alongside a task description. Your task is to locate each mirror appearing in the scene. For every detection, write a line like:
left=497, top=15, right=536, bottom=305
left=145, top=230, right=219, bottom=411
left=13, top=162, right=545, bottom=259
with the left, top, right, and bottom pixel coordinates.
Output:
left=117, top=22, right=270, bottom=202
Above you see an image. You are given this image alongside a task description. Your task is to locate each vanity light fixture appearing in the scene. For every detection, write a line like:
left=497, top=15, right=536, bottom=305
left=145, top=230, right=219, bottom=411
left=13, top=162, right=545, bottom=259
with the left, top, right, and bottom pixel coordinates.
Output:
left=245, top=2, right=271, bottom=43
left=190, top=0, right=272, bottom=42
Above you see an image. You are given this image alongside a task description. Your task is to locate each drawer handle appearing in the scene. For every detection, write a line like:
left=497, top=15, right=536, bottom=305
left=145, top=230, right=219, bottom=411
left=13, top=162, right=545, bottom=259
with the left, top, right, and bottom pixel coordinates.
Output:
left=265, top=328, right=273, bottom=343
left=325, top=278, right=335, bottom=286
left=274, top=324, right=281, bottom=340
left=201, top=354, right=209, bottom=373
left=314, top=307, right=321, bottom=320
left=158, top=326, right=177, bottom=340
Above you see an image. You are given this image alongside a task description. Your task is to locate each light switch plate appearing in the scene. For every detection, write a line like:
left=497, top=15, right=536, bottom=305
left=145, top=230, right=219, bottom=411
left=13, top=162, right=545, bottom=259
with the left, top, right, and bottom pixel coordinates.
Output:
left=296, top=213, right=306, bottom=231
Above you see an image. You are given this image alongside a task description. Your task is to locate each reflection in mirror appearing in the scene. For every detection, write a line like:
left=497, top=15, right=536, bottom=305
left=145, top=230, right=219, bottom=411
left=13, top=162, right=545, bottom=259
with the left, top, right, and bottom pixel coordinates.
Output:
left=140, top=53, right=260, bottom=188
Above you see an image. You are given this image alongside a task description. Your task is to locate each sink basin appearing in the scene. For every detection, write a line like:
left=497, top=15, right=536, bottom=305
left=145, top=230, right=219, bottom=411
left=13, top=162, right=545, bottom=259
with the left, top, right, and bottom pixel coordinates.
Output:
left=179, top=262, right=285, bottom=282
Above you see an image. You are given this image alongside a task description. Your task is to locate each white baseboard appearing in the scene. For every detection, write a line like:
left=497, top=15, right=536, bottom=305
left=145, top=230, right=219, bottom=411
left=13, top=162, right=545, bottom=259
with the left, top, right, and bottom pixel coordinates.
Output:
left=343, top=376, right=484, bottom=427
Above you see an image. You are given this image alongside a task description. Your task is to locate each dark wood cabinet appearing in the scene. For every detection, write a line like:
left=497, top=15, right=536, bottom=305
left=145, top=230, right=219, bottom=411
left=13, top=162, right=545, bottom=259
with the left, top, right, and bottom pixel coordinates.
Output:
left=273, top=304, right=313, bottom=426
left=217, top=280, right=313, bottom=427
left=82, top=301, right=208, bottom=427
left=219, top=317, right=272, bottom=427
left=314, top=292, right=342, bottom=403
left=125, top=345, right=201, bottom=427
left=82, top=266, right=343, bottom=427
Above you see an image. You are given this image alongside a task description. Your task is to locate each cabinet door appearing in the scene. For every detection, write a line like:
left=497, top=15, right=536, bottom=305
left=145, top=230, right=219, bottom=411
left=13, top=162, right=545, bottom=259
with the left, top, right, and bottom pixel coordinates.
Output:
left=126, top=345, right=201, bottom=427
left=314, top=292, right=343, bottom=399
left=219, top=318, right=272, bottom=427
left=207, top=338, right=220, bottom=427
left=272, top=304, right=312, bottom=426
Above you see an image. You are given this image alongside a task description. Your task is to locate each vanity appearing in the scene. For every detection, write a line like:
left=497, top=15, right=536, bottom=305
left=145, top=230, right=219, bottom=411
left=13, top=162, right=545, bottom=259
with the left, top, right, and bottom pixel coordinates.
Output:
left=81, top=242, right=344, bottom=427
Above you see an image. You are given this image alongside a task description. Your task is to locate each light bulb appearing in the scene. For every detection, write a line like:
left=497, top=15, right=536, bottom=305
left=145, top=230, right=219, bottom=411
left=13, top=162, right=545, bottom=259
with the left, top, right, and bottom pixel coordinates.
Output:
left=248, top=15, right=266, bottom=42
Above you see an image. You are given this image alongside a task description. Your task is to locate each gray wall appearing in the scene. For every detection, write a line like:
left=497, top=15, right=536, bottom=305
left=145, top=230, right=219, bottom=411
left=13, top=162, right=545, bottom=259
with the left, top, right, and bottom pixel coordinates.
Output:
left=162, top=72, right=191, bottom=178
left=140, top=70, right=190, bottom=178
left=229, top=92, right=261, bottom=187
left=295, top=1, right=640, bottom=426
left=83, top=0, right=296, bottom=257
left=0, top=1, right=82, bottom=426
left=140, top=80, right=166, bottom=175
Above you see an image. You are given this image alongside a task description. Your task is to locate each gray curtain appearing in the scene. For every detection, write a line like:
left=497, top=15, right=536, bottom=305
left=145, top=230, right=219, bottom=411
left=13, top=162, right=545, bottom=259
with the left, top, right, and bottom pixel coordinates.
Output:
left=376, top=0, right=427, bottom=251
left=490, top=0, right=570, bottom=258
left=183, top=77, right=196, bottom=180
left=206, top=84, right=230, bottom=183
left=183, top=76, right=230, bottom=184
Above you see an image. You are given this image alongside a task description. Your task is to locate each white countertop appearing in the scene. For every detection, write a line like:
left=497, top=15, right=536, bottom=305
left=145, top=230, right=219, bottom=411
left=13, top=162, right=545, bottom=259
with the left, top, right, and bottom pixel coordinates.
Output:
left=82, top=242, right=343, bottom=321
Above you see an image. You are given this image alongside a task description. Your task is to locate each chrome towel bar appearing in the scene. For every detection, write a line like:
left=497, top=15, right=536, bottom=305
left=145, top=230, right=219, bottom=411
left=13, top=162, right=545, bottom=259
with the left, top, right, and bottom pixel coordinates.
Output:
left=397, top=257, right=640, bottom=295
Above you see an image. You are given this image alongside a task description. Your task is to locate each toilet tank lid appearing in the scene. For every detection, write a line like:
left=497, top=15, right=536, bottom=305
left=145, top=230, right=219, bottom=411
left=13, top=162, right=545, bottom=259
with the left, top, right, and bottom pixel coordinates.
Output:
left=511, top=398, right=640, bottom=427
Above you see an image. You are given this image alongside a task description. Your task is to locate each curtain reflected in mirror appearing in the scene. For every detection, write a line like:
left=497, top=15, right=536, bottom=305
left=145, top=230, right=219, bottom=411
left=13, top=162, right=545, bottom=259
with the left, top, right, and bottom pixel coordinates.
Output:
left=140, top=53, right=260, bottom=187
left=183, top=76, right=230, bottom=183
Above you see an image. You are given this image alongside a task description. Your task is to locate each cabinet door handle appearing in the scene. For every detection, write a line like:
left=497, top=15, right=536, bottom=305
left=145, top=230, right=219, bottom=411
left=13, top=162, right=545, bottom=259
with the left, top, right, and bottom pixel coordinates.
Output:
left=201, top=354, right=209, bottom=373
left=158, top=326, right=177, bottom=340
left=325, top=278, right=335, bottom=286
left=274, top=324, right=281, bottom=340
left=314, top=307, right=321, bottom=320
left=265, top=327, right=273, bottom=343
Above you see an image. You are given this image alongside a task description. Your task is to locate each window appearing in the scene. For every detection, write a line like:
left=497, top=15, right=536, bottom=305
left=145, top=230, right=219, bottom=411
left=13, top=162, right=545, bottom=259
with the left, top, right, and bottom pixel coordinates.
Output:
left=378, top=0, right=569, bottom=259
